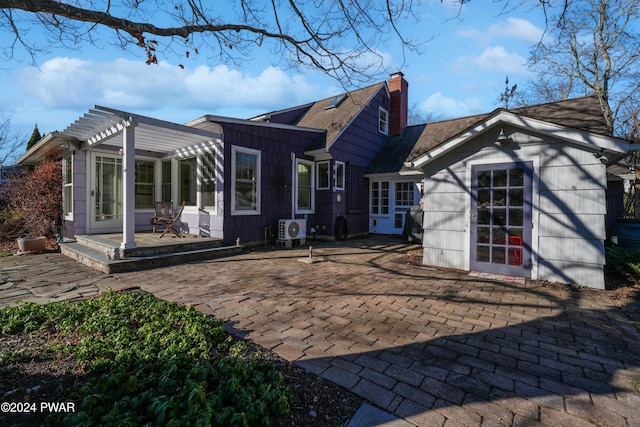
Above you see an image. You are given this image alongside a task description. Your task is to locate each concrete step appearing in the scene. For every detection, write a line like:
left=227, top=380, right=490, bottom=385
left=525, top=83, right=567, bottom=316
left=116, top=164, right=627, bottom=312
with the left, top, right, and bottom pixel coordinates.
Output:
left=60, top=241, right=243, bottom=274
left=74, top=235, right=223, bottom=257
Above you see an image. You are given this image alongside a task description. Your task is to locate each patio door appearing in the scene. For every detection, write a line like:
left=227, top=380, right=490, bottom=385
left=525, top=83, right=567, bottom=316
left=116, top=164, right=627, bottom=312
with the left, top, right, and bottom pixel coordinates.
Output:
left=470, top=162, right=532, bottom=277
left=392, top=182, right=418, bottom=234
left=90, top=154, right=123, bottom=231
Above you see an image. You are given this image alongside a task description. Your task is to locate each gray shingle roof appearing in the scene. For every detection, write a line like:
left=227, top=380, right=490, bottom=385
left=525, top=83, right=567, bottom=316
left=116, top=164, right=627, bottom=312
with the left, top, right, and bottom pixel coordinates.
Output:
left=369, top=95, right=609, bottom=174
left=295, top=82, right=386, bottom=151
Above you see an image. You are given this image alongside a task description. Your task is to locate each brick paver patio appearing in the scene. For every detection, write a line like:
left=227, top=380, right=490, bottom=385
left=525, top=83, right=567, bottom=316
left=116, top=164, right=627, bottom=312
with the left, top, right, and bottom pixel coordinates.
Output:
left=1, top=236, right=639, bottom=426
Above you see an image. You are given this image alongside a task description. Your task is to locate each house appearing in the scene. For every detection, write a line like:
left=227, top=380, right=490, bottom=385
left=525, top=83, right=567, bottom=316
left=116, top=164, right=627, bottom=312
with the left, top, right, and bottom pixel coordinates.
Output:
left=18, top=73, right=634, bottom=288
left=390, top=96, right=634, bottom=289
left=17, top=73, right=411, bottom=251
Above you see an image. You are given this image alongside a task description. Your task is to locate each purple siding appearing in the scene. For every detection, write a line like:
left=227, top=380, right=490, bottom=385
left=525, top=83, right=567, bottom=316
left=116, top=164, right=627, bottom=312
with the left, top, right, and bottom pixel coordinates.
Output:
left=323, top=86, right=390, bottom=237
left=219, top=122, right=322, bottom=245
left=266, top=106, right=313, bottom=126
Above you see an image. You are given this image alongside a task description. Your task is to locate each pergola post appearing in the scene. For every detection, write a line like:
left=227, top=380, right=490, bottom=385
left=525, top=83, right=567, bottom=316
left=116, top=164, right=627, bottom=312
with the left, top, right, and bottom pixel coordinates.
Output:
left=120, top=121, right=137, bottom=250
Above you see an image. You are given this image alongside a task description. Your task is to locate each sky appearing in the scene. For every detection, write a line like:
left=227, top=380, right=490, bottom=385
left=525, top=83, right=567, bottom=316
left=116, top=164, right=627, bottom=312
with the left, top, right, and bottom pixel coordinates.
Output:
left=0, top=0, right=549, bottom=161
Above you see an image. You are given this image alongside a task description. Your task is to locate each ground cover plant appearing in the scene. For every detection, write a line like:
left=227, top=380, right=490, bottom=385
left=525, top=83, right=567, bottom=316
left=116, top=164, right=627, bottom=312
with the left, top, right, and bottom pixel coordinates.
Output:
left=0, top=290, right=291, bottom=426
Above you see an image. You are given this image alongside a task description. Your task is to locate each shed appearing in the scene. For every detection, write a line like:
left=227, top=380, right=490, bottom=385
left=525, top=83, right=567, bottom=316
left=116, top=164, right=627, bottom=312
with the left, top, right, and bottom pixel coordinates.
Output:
left=404, top=96, right=634, bottom=289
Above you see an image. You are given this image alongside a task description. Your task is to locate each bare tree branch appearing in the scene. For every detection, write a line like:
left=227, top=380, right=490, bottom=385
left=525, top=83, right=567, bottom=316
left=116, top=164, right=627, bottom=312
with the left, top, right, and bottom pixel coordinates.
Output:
left=525, top=0, right=640, bottom=135
left=0, top=118, right=25, bottom=165
left=0, top=0, right=422, bottom=85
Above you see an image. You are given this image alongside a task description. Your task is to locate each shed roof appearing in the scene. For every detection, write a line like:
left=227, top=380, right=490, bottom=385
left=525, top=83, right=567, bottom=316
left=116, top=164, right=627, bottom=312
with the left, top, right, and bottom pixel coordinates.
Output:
left=368, top=95, right=613, bottom=174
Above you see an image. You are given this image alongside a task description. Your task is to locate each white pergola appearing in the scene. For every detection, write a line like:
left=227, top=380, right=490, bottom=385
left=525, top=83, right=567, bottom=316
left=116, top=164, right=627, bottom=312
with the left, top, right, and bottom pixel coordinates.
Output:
left=61, top=106, right=223, bottom=250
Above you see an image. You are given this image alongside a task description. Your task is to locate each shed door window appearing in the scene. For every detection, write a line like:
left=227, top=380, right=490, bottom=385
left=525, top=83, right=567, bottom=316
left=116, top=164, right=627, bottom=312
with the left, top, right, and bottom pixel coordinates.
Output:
left=470, top=162, right=532, bottom=277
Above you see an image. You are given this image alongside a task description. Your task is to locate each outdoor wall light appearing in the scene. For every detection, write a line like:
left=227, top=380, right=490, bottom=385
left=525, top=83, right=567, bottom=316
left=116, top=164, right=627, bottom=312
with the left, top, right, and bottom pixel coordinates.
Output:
left=495, top=128, right=512, bottom=146
left=593, top=148, right=608, bottom=163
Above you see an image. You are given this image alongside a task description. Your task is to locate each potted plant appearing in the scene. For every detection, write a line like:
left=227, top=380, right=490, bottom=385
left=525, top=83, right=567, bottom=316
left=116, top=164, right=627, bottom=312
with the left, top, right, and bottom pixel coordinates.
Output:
left=16, top=236, right=47, bottom=252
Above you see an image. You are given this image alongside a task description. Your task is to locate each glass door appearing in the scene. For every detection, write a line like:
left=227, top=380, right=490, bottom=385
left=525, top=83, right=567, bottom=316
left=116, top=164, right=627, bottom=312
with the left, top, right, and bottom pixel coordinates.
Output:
left=392, top=182, right=416, bottom=234
left=470, top=162, right=532, bottom=276
left=91, top=155, right=123, bottom=230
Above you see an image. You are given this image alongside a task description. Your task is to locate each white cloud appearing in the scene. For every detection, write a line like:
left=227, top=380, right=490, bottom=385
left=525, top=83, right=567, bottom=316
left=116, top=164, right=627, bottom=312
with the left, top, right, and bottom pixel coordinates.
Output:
left=488, top=18, right=544, bottom=43
left=454, top=46, right=529, bottom=75
left=419, top=92, right=483, bottom=118
left=456, top=17, right=544, bottom=45
left=15, top=57, right=320, bottom=119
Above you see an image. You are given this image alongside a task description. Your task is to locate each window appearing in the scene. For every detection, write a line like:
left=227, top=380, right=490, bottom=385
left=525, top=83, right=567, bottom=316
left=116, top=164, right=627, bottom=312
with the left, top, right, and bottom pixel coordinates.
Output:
left=62, top=156, right=73, bottom=217
left=178, top=157, right=197, bottom=206
left=335, top=161, right=345, bottom=190
left=232, top=146, right=261, bottom=214
left=135, top=160, right=155, bottom=208
left=296, top=159, right=314, bottom=213
left=201, top=151, right=216, bottom=208
left=317, top=161, right=330, bottom=190
left=371, top=181, right=389, bottom=214
left=378, top=107, right=389, bottom=135
left=161, top=160, right=171, bottom=202
left=326, top=93, right=347, bottom=109
left=395, top=182, right=414, bottom=207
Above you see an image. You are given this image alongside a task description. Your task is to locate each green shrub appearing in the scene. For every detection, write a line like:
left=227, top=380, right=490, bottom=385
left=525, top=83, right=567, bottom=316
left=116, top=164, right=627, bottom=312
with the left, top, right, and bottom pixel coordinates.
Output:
left=605, top=245, right=640, bottom=284
left=0, top=290, right=291, bottom=426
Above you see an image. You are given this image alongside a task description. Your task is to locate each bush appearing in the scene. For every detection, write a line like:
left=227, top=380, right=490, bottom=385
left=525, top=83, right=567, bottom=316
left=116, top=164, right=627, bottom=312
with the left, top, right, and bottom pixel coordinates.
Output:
left=0, top=290, right=291, bottom=426
left=605, top=244, right=640, bottom=284
left=0, top=160, right=62, bottom=241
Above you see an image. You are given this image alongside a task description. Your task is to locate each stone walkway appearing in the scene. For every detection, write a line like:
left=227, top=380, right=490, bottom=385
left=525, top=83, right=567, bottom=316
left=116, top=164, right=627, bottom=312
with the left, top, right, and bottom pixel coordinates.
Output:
left=1, top=237, right=640, bottom=426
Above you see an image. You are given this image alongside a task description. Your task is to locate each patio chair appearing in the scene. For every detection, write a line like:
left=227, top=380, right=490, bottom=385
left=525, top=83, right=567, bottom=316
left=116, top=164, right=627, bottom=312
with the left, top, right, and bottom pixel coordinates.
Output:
left=152, top=201, right=173, bottom=234
left=159, top=201, right=187, bottom=238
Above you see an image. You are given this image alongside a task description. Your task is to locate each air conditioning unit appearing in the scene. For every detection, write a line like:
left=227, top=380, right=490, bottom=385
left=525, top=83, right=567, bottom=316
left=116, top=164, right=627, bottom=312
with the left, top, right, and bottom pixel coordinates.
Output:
left=278, top=219, right=306, bottom=247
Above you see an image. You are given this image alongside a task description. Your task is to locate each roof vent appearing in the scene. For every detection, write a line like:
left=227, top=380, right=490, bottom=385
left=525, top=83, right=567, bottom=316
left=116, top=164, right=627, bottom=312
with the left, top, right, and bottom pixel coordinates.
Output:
left=325, top=94, right=347, bottom=110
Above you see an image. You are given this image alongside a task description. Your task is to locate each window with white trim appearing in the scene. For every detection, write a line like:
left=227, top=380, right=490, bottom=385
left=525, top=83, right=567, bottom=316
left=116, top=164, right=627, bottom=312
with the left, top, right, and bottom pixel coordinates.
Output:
left=201, top=151, right=216, bottom=209
left=378, top=107, right=389, bottom=135
left=317, top=161, right=330, bottom=190
left=296, top=159, right=315, bottom=213
left=232, top=146, right=261, bottom=214
left=135, top=160, right=155, bottom=208
left=62, top=156, right=73, bottom=217
left=161, top=160, right=171, bottom=203
left=178, top=156, right=197, bottom=207
left=335, top=161, right=345, bottom=190
left=371, top=181, right=389, bottom=214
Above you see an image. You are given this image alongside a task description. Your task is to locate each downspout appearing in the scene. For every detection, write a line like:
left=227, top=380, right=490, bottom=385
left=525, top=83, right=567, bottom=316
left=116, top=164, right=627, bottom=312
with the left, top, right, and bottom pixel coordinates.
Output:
left=291, top=152, right=296, bottom=219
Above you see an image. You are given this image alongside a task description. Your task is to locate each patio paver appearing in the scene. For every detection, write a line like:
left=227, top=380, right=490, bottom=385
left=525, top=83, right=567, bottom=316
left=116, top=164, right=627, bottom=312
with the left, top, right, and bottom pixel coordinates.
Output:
left=1, top=236, right=639, bottom=426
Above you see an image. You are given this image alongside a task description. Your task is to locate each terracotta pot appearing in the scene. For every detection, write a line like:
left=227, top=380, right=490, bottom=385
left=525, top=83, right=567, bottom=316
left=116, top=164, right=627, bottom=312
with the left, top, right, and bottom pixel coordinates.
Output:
left=17, top=237, right=47, bottom=252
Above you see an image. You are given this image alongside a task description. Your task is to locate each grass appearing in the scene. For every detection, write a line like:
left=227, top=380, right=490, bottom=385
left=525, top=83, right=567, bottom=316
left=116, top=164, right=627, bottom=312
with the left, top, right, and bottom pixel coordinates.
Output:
left=0, top=290, right=291, bottom=426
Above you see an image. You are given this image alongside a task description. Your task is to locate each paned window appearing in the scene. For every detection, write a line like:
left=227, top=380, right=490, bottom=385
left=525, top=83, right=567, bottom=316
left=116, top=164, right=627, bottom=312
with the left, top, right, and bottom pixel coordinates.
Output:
left=379, top=107, right=389, bottom=134
left=62, top=156, right=73, bottom=217
left=371, top=181, right=389, bottom=214
left=317, top=161, right=330, bottom=189
left=395, top=182, right=414, bottom=207
left=135, top=160, right=155, bottom=208
left=296, top=159, right=314, bottom=213
left=232, top=146, right=261, bottom=214
left=335, top=161, right=345, bottom=190
left=201, top=151, right=216, bottom=208
left=178, top=157, right=197, bottom=206
left=161, top=160, right=171, bottom=203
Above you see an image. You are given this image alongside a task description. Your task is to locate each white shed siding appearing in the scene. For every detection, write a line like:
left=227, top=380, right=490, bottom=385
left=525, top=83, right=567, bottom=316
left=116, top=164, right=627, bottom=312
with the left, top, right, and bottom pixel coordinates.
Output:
left=420, top=125, right=609, bottom=289
left=538, top=213, right=606, bottom=240
left=537, top=261, right=605, bottom=289
left=423, top=246, right=466, bottom=269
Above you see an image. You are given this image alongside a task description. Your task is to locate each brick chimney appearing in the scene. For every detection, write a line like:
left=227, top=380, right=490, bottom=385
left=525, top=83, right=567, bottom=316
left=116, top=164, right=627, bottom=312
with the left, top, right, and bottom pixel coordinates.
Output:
left=388, top=72, right=408, bottom=136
